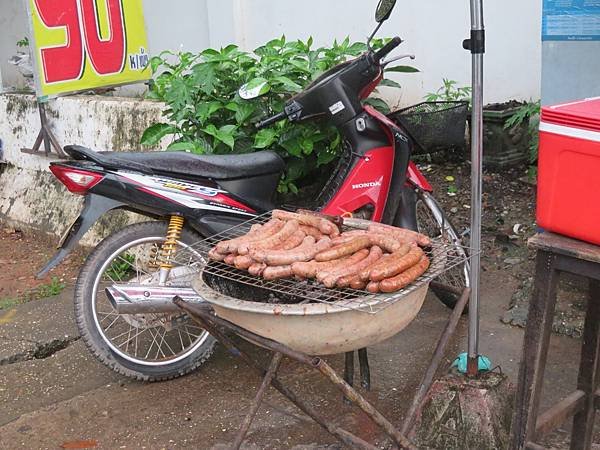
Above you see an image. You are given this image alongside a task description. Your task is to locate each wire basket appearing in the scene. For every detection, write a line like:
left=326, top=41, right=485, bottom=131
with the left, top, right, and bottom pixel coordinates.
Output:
left=388, top=101, right=469, bottom=155
left=173, top=212, right=475, bottom=314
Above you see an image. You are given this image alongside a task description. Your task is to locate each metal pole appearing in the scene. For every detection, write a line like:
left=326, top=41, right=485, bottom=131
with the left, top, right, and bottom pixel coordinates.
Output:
left=467, top=0, right=485, bottom=376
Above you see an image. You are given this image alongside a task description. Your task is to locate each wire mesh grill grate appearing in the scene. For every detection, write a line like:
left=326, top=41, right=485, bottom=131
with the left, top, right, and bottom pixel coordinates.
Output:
left=172, top=212, right=476, bottom=314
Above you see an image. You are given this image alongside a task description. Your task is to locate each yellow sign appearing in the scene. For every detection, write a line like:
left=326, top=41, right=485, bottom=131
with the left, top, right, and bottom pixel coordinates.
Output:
left=27, top=0, right=151, bottom=99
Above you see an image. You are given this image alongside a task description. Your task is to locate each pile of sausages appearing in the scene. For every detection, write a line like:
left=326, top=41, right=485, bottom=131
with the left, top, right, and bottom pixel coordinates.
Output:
left=208, top=210, right=432, bottom=294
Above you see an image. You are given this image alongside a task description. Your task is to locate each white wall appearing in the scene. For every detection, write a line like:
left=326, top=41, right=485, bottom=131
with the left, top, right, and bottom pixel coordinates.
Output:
left=212, top=0, right=542, bottom=106
left=0, top=0, right=28, bottom=89
left=0, top=94, right=167, bottom=241
left=0, top=0, right=542, bottom=104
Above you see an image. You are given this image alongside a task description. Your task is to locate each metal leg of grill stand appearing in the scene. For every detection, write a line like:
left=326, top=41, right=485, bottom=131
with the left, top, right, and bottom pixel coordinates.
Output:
left=174, top=298, right=415, bottom=450
left=344, top=352, right=355, bottom=404
left=344, top=352, right=355, bottom=387
left=232, top=352, right=282, bottom=450
left=358, top=348, right=371, bottom=390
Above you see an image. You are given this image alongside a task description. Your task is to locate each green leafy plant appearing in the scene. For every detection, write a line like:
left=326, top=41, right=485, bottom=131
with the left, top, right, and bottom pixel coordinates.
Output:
left=105, top=253, right=136, bottom=280
left=143, top=36, right=416, bottom=194
left=425, top=79, right=472, bottom=103
left=0, top=277, right=67, bottom=310
left=504, top=100, right=541, bottom=178
left=16, top=37, right=29, bottom=48
left=36, top=277, right=66, bottom=298
left=0, top=297, right=20, bottom=310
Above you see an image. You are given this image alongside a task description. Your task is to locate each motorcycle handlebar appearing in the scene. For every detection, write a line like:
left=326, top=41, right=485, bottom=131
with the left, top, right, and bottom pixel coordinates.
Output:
left=255, top=39, right=402, bottom=128
left=255, top=111, right=287, bottom=129
left=374, top=36, right=402, bottom=62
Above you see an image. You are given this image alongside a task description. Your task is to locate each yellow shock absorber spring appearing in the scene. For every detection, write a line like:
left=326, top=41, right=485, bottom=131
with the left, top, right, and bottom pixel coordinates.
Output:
left=159, top=215, right=185, bottom=270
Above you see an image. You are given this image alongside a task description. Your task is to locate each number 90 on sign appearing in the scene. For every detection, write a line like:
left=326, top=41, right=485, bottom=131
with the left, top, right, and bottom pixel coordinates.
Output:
left=28, top=0, right=151, bottom=97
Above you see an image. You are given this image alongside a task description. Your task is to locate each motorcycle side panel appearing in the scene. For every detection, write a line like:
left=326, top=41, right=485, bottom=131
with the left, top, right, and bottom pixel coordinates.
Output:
left=116, top=172, right=256, bottom=215
left=321, top=146, right=394, bottom=221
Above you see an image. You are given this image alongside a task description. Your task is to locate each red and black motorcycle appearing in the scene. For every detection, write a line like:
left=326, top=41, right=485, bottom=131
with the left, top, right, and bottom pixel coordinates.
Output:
left=41, top=0, right=468, bottom=381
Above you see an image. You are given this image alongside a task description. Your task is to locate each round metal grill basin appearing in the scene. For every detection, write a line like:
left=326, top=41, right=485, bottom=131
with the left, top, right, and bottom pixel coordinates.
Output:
left=192, top=274, right=429, bottom=355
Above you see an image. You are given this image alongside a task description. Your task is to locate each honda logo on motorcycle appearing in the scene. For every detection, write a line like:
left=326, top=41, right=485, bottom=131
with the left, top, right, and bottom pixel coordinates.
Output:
left=352, top=180, right=382, bottom=190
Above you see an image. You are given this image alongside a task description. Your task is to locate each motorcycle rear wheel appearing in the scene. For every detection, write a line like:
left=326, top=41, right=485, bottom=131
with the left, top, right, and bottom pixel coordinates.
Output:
left=74, top=221, right=215, bottom=381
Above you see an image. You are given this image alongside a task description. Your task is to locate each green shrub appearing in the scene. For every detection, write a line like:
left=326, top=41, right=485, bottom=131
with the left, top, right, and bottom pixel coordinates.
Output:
left=142, top=36, right=415, bottom=194
left=504, top=100, right=541, bottom=179
left=425, top=78, right=471, bottom=103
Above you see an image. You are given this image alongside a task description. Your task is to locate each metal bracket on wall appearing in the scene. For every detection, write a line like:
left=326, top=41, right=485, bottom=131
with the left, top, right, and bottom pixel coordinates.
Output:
left=21, top=101, right=66, bottom=158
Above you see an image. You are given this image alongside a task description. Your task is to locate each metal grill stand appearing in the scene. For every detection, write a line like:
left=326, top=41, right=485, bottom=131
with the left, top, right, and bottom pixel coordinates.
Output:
left=173, top=285, right=470, bottom=449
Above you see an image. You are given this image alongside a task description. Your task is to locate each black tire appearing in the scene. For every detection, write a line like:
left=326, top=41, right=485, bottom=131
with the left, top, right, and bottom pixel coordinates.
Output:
left=74, top=221, right=215, bottom=381
left=413, top=188, right=470, bottom=312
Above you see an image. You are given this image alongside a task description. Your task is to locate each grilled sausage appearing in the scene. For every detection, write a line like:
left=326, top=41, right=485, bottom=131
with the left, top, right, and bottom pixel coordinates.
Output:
left=240, top=220, right=299, bottom=255
left=262, top=265, right=294, bottom=280
left=212, top=223, right=263, bottom=255
left=349, top=277, right=367, bottom=290
left=262, top=236, right=333, bottom=266
left=314, top=236, right=372, bottom=262
left=316, top=248, right=370, bottom=283
left=322, top=246, right=384, bottom=288
left=233, top=254, right=255, bottom=270
left=366, top=281, right=380, bottom=293
left=291, top=255, right=353, bottom=279
left=379, top=255, right=430, bottom=293
left=248, top=262, right=267, bottom=277
left=299, top=225, right=324, bottom=240
left=368, top=223, right=431, bottom=247
left=248, top=230, right=308, bottom=262
left=272, top=210, right=339, bottom=236
left=256, top=235, right=315, bottom=264
left=330, top=230, right=370, bottom=246
left=297, top=209, right=344, bottom=228
left=368, top=233, right=408, bottom=253
left=358, top=253, right=394, bottom=281
left=217, top=219, right=284, bottom=254
left=208, top=247, right=227, bottom=262
left=280, top=230, right=307, bottom=250
left=370, top=245, right=423, bottom=282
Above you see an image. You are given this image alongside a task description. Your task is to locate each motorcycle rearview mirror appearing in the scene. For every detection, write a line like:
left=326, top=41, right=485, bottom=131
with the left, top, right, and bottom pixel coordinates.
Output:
left=368, top=0, right=397, bottom=48
left=239, top=79, right=270, bottom=100
left=375, top=0, right=397, bottom=23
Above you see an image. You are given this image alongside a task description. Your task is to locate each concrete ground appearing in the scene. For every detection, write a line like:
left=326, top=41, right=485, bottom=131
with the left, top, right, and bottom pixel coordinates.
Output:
left=0, top=267, right=593, bottom=449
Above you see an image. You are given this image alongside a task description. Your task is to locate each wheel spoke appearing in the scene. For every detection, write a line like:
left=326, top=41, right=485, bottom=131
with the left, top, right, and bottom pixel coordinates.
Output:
left=91, top=233, right=210, bottom=366
left=104, top=315, right=121, bottom=332
left=159, top=329, right=177, bottom=357
left=144, top=327, right=161, bottom=359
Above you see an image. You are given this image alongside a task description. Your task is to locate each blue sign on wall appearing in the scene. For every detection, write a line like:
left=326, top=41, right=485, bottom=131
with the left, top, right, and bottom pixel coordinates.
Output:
left=543, top=0, right=600, bottom=41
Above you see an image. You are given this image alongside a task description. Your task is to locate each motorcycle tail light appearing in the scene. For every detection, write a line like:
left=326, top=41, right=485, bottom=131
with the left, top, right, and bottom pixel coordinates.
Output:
left=49, top=164, right=104, bottom=195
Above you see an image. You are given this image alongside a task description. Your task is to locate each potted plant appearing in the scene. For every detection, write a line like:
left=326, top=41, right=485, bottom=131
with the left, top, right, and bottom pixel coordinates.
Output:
left=481, top=100, right=533, bottom=169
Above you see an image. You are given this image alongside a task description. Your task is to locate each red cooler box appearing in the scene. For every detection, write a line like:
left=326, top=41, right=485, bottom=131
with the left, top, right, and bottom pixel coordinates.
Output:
left=538, top=97, right=600, bottom=245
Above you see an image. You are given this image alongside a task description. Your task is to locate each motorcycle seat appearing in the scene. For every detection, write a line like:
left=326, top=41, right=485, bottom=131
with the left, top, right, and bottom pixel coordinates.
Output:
left=63, top=145, right=285, bottom=181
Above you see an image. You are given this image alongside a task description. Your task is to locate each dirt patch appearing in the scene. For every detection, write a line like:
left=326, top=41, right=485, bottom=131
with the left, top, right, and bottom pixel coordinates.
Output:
left=0, top=226, right=87, bottom=306
left=422, top=159, right=588, bottom=338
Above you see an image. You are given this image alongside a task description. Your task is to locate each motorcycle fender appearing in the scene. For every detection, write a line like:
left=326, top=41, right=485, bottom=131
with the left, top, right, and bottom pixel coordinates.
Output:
left=36, top=194, right=126, bottom=279
left=407, top=161, right=433, bottom=192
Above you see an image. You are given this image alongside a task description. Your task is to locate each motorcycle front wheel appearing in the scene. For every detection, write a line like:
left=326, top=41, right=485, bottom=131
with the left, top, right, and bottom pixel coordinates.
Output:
left=412, top=187, right=470, bottom=311
left=74, top=221, right=215, bottom=381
